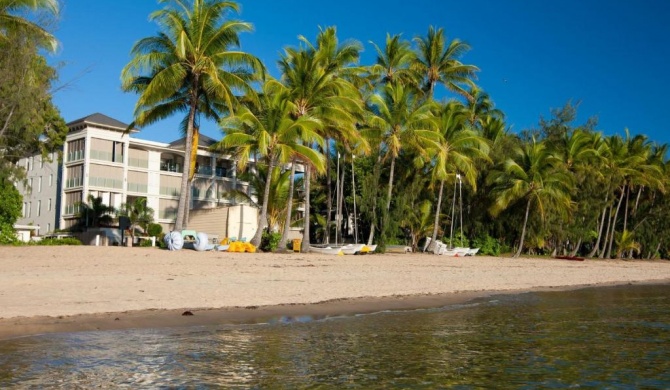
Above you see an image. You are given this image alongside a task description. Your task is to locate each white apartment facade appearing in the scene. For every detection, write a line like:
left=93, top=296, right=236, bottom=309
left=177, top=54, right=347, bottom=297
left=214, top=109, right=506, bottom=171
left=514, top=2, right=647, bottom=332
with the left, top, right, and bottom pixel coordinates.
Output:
left=18, top=113, right=252, bottom=233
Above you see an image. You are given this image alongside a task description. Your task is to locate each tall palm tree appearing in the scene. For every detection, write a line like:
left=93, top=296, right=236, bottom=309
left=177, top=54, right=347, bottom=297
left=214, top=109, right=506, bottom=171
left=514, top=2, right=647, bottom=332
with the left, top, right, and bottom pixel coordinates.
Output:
left=121, top=0, right=262, bottom=231
left=464, top=86, right=504, bottom=128
left=0, top=0, right=58, bottom=51
left=369, top=33, right=417, bottom=87
left=278, top=26, right=363, bottom=251
left=214, top=79, right=324, bottom=247
left=428, top=101, right=489, bottom=251
left=364, top=82, right=439, bottom=244
left=412, top=26, right=478, bottom=99
left=488, top=139, right=573, bottom=258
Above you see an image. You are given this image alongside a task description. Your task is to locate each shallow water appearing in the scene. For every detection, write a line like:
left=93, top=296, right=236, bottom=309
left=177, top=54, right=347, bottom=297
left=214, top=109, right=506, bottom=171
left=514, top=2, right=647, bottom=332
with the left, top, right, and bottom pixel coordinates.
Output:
left=1, top=284, right=669, bottom=388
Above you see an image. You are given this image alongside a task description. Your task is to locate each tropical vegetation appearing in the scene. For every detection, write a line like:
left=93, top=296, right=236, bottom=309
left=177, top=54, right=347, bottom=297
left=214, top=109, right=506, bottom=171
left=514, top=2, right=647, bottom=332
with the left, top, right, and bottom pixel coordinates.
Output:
left=4, top=0, right=670, bottom=260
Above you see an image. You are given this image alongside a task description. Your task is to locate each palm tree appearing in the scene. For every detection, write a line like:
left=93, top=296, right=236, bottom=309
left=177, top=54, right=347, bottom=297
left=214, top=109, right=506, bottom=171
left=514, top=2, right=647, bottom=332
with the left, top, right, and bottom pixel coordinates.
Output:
left=364, top=82, right=439, bottom=244
left=117, top=197, right=155, bottom=238
left=464, top=86, right=504, bottom=128
left=412, top=26, right=478, bottom=99
left=428, top=101, right=489, bottom=251
left=214, top=79, right=324, bottom=248
left=121, top=0, right=262, bottom=232
left=278, top=26, right=363, bottom=251
left=369, top=33, right=417, bottom=87
left=0, top=0, right=58, bottom=51
left=488, top=138, right=573, bottom=258
left=77, top=195, right=115, bottom=229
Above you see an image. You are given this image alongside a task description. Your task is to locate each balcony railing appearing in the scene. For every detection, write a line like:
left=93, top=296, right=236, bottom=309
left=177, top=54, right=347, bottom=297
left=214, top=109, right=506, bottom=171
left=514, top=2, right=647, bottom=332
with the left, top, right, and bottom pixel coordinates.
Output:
left=127, top=182, right=148, bottom=193
left=89, top=176, right=123, bottom=189
left=65, top=177, right=83, bottom=188
left=67, top=150, right=84, bottom=162
left=159, top=210, right=178, bottom=219
left=196, top=166, right=213, bottom=176
left=90, top=149, right=123, bottom=163
left=129, top=157, right=149, bottom=168
left=160, top=187, right=180, bottom=197
left=160, top=163, right=183, bottom=173
left=64, top=204, right=81, bottom=215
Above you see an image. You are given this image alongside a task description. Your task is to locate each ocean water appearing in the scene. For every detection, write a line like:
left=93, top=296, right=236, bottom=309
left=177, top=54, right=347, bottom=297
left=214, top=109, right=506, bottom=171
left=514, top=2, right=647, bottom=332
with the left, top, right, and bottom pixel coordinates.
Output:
left=1, top=284, right=669, bottom=388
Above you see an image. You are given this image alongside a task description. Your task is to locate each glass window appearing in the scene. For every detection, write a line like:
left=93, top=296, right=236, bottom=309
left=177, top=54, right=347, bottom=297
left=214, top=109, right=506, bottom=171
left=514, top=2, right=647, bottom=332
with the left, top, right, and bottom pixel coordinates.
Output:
left=37, top=200, right=41, bottom=217
left=49, top=174, right=53, bottom=187
left=38, top=177, right=42, bottom=193
left=48, top=198, right=52, bottom=211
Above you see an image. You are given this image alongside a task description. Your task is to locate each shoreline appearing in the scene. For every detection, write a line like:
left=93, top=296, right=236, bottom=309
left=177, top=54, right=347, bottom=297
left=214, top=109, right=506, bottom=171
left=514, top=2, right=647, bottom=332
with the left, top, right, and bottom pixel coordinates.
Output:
left=2, top=281, right=667, bottom=340
left=2, top=246, right=670, bottom=339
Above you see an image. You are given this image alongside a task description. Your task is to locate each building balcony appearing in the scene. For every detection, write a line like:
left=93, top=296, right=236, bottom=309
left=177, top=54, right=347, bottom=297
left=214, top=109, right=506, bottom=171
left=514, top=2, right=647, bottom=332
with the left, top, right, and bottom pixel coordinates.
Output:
left=160, top=162, right=183, bottom=173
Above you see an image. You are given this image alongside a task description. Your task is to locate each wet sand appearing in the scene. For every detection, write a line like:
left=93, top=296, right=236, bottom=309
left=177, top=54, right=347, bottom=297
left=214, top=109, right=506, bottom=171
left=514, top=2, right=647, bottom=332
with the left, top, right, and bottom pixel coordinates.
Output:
left=1, top=246, right=669, bottom=339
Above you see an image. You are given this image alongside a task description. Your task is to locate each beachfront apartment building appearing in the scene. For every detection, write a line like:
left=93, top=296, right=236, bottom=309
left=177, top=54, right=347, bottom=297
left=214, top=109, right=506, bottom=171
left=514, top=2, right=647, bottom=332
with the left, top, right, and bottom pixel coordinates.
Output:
left=16, top=113, right=254, bottom=235
left=15, top=151, right=62, bottom=236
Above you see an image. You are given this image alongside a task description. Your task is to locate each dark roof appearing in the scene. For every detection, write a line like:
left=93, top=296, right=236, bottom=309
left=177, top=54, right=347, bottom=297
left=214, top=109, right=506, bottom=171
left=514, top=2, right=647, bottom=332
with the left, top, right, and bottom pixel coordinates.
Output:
left=168, top=133, right=218, bottom=149
left=67, top=113, right=136, bottom=131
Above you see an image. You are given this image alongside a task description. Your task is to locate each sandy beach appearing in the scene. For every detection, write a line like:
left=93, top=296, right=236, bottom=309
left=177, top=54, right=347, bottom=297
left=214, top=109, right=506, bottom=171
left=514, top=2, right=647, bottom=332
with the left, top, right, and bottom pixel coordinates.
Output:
left=1, top=246, right=670, bottom=339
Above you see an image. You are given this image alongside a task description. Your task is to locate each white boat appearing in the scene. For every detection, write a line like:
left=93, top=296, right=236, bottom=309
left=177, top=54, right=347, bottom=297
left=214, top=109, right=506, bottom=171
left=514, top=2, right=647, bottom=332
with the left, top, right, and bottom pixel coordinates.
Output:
left=361, top=244, right=377, bottom=254
left=466, top=248, right=480, bottom=256
left=340, top=243, right=366, bottom=255
left=309, top=246, right=344, bottom=255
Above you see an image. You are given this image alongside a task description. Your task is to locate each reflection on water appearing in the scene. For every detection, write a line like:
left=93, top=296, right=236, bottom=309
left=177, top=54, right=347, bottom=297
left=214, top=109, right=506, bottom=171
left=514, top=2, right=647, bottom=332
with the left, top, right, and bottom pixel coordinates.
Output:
left=1, top=284, right=670, bottom=388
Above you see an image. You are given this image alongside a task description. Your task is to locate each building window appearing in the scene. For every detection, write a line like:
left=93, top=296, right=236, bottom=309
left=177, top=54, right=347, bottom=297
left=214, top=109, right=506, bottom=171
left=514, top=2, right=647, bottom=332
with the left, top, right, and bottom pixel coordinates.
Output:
left=27, top=202, right=31, bottom=218
left=29, top=156, right=34, bottom=171
left=38, top=177, right=42, bottom=193
left=37, top=200, right=41, bottom=217
left=40, top=157, right=44, bottom=168
left=47, top=223, right=51, bottom=233
left=29, top=178, right=33, bottom=191
left=48, top=198, right=52, bottom=211
left=49, top=174, right=53, bottom=187
left=23, top=202, right=27, bottom=218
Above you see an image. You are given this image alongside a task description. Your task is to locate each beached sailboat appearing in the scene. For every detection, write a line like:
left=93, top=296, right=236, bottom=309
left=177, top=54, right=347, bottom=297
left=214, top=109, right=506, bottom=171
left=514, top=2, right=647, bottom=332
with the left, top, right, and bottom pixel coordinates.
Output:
left=309, top=245, right=344, bottom=255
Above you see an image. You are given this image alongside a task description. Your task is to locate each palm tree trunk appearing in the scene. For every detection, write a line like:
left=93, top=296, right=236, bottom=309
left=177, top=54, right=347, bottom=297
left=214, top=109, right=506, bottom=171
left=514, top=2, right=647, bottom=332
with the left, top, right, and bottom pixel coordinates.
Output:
left=587, top=202, right=608, bottom=258
left=251, top=157, right=276, bottom=247
left=325, top=143, right=332, bottom=244
left=279, top=160, right=297, bottom=250
left=514, top=197, right=532, bottom=258
left=366, top=154, right=382, bottom=245
left=605, top=187, right=626, bottom=259
left=623, top=184, right=630, bottom=233
left=569, top=238, right=582, bottom=257
left=386, top=156, right=396, bottom=212
left=302, top=165, right=311, bottom=252
left=428, top=180, right=445, bottom=252
left=633, top=186, right=643, bottom=215
left=599, top=206, right=613, bottom=259
left=174, top=93, right=198, bottom=232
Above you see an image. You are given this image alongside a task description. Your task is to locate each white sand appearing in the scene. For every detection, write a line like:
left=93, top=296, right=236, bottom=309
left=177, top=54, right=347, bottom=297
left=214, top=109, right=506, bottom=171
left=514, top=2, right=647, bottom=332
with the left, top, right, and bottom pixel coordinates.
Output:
left=2, top=246, right=670, bottom=320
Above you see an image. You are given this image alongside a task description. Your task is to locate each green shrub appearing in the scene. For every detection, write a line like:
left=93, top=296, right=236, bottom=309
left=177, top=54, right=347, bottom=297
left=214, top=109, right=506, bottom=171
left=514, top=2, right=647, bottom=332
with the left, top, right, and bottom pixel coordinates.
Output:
left=443, top=231, right=469, bottom=248
left=139, top=239, right=154, bottom=247
left=157, top=233, right=167, bottom=249
left=0, top=222, right=19, bottom=245
left=471, top=234, right=502, bottom=256
left=260, top=231, right=282, bottom=252
left=147, top=223, right=162, bottom=237
left=37, top=237, right=82, bottom=246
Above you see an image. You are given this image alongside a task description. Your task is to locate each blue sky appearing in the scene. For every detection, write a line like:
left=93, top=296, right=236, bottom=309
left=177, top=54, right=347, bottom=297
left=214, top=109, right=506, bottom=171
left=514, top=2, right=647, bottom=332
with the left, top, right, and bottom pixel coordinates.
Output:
left=49, top=0, right=670, bottom=144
